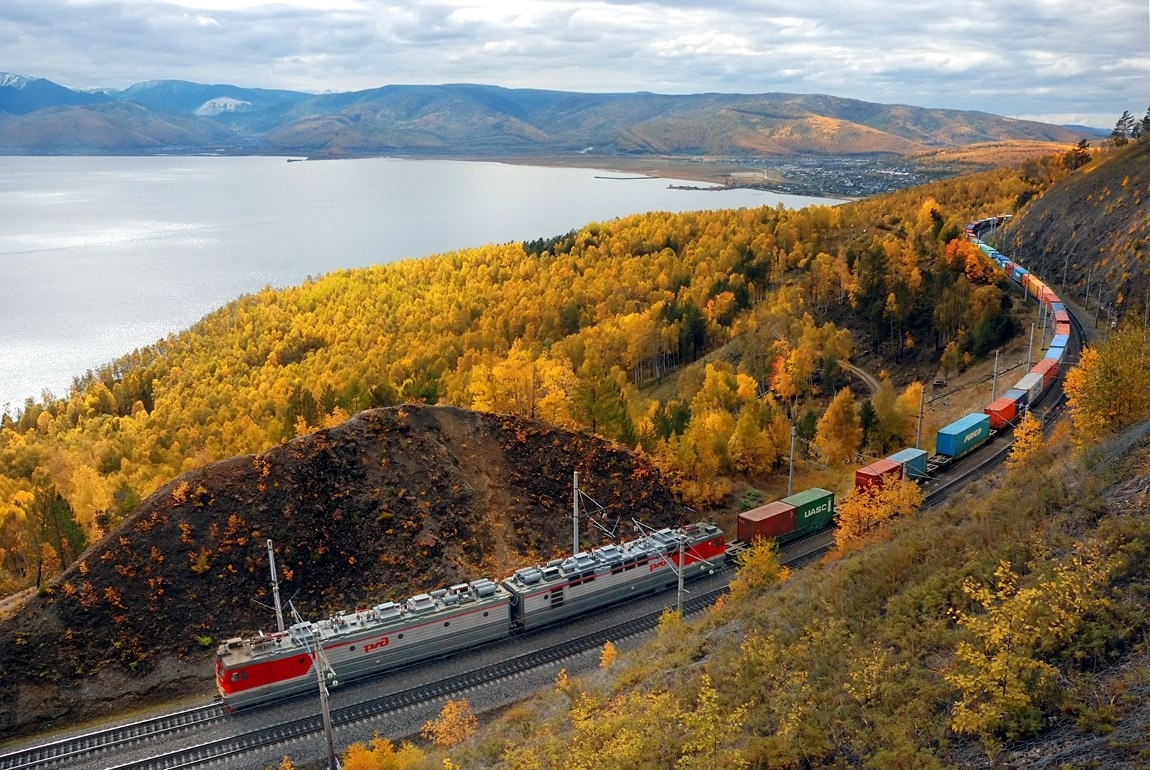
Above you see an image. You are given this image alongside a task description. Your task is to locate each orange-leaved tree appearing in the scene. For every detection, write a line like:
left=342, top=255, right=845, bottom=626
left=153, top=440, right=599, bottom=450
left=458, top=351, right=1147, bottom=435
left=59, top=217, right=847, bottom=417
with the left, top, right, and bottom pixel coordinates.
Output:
left=340, top=733, right=426, bottom=770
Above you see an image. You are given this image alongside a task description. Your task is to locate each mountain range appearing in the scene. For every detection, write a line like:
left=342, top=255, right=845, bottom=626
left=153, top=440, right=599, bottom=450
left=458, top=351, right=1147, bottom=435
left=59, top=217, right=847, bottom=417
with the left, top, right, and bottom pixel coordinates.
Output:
left=0, top=72, right=1090, bottom=158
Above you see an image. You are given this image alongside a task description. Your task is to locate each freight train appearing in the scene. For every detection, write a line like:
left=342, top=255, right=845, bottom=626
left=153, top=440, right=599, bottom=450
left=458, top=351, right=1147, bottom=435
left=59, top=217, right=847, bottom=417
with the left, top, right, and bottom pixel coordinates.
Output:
left=218, top=217, right=1075, bottom=710
left=738, top=215, right=1074, bottom=542
left=216, top=521, right=726, bottom=709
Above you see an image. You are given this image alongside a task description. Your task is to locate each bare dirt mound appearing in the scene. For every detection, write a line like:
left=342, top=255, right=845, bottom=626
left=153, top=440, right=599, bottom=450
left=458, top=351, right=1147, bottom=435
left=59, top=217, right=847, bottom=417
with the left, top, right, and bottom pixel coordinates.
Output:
left=0, top=405, right=687, bottom=739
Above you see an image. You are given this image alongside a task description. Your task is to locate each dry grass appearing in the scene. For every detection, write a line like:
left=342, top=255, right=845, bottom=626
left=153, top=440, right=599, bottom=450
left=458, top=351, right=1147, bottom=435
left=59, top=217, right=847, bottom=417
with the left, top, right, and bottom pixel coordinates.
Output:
left=915, top=141, right=1075, bottom=167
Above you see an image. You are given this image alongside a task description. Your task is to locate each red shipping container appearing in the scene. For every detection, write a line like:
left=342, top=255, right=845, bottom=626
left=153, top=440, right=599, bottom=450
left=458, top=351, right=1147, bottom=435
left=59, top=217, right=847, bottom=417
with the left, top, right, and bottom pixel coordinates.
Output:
left=1053, top=309, right=1070, bottom=324
left=738, top=501, right=797, bottom=543
left=984, top=397, right=1018, bottom=430
left=1055, top=321, right=1071, bottom=336
left=1032, top=358, right=1058, bottom=389
left=855, top=458, right=902, bottom=490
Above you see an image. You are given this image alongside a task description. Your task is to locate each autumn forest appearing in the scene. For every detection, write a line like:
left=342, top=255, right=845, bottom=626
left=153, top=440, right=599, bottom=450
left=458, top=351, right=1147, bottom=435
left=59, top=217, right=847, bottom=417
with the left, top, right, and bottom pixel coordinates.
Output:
left=0, top=155, right=1071, bottom=596
left=5, top=131, right=1150, bottom=767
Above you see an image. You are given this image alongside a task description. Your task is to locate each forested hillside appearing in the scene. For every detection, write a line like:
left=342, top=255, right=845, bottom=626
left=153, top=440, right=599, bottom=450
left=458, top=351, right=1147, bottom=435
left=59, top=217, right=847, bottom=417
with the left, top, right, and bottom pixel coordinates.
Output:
left=301, top=144, right=1150, bottom=770
left=0, top=159, right=1063, bottom=597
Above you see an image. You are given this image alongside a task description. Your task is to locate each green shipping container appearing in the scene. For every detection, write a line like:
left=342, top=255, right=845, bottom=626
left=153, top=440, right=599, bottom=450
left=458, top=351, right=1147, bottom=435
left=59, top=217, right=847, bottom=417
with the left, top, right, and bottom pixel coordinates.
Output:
left=782, top=487, right=835, bottom=534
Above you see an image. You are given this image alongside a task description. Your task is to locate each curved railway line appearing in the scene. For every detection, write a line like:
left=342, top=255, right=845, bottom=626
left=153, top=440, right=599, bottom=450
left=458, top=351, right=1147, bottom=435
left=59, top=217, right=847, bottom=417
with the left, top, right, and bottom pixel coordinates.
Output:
left=0, top=224, right=1089, bottom=770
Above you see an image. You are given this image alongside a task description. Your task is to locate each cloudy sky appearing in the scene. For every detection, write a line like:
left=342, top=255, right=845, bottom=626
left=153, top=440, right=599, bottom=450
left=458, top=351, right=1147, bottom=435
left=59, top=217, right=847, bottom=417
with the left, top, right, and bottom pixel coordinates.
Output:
left=3, top=0, right=1148, bottom=128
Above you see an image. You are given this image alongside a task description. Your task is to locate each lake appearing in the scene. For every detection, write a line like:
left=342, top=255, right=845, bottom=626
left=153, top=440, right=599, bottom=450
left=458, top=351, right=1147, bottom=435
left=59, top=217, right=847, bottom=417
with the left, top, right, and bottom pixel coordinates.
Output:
left=0, top=155, right=839, bottom=411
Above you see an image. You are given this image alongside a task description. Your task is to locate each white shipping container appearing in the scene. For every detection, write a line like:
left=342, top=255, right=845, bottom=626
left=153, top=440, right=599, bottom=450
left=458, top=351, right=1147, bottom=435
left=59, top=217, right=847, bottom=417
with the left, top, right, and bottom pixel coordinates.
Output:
left=1017, top=372, right=1045, bottom=406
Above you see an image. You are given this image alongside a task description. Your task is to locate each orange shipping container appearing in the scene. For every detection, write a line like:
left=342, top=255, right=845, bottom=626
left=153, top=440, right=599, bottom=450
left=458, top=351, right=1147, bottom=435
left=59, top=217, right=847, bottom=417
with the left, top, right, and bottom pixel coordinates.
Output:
left=984, top=397, right=1018, bottom=430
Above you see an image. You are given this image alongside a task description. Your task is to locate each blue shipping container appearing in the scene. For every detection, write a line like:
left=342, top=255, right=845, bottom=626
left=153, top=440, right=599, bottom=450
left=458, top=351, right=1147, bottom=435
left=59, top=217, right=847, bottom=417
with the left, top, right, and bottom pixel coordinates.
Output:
left=936, top=413, right=991, bottom=459
left=1045, top=346, right=1065, bottom=364
left=1050, top=301, right=1065, bottom=313
left=886, top=447, right=928, bottom=480
left=1051, top=333, right=1069, bottom=348
left=1013, top=266, right=1028, bottom=282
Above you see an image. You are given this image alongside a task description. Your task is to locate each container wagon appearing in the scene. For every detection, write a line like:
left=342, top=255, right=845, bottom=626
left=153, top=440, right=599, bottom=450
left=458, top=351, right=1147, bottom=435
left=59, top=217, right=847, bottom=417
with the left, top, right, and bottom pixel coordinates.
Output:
left=985, top=397, right=1018, bottom=430
left=886, top=447, right=928, bottom=480
left=936, top=413, right=991, bottom=460
left=855, top=458, right=903, bottom=490
left=1004, top=387, right=1029, bottom=409
left=1031, top=358, right=1058, bottom=389
left=1016, top=371, right=1046, bottom=406
left=738, top=501, right=796, bottom=543
left=781, top=487, right=835, bottom=539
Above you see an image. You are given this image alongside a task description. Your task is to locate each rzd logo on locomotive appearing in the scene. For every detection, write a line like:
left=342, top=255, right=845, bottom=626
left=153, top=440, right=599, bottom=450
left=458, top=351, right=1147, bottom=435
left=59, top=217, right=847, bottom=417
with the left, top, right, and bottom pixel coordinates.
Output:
left=363, top=637, right=390, bottom=654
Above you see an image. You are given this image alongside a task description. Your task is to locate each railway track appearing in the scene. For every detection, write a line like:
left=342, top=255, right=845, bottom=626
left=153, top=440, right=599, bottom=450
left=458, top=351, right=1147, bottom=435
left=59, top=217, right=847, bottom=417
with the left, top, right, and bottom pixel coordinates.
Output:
left=4, top=570, right=741, bottom=770
left=0, top=421, right=1049, bottom=770
left=0, top=704, right=226, bottom=770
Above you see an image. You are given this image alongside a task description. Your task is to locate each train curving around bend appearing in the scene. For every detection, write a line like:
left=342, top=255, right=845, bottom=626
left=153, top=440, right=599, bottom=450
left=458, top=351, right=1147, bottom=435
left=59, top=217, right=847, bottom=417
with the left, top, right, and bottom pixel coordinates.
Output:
left=217, top=216, right=1074, bottom=711
left=216, top=522, right=725, bottom=709
left=738, top=215, right=1075, bottom=541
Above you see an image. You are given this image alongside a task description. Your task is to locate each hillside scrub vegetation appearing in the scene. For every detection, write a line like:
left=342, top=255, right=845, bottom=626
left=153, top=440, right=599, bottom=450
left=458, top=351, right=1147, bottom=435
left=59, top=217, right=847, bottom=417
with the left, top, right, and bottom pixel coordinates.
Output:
left=999, top=136, right=1150, bottom=324
left=422, top=415, right=1150, bottom=769
left=0, top=161, right=1054, bottom=596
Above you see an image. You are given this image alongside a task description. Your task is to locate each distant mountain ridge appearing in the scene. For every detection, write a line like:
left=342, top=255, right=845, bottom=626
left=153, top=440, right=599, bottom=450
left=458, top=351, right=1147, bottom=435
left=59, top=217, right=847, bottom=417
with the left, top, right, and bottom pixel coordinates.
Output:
left=0, top=72, right=1090, bottom=157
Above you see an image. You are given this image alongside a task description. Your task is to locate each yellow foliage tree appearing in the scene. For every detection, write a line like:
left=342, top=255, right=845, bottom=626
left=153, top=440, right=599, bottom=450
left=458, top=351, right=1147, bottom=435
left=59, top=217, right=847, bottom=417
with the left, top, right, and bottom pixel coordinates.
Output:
left=1006, top=411, right=1045, bottom=472
left=1064, top=327, right=1150, bottom=447
left=421, top=699, right=478, bottom=749
left=834, top=477, right=924, bottom=550
left=599, top=640, right=617, bottom=669
left=728, top=537, right=790, bottom=602
left=946, top=548, right=1115, bottom=740
left=815, top=387, right=862, bottom=464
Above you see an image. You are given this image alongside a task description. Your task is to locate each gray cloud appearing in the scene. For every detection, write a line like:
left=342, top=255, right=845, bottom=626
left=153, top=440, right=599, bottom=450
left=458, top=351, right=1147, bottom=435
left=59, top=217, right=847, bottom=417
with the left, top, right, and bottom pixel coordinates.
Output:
left=3, top=0, right=1146, bottom=126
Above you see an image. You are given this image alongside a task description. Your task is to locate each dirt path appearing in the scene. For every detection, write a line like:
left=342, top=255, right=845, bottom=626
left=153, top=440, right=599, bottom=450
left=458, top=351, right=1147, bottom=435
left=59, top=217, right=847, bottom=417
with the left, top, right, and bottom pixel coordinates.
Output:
left=839, top=359, right=882, bottom=397
left=0, top=587, right=33, bottom=622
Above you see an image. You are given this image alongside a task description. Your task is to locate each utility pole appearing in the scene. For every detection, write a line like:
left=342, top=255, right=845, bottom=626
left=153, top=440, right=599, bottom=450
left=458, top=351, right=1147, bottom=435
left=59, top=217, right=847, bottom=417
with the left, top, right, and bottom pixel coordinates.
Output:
left=788, top=425, right=796, bottom=496
left=676, top=534, right=685, bottom=617
left=572, top=471, right=580, bottom=555
left=314, top=640, right=339, bottom=770
left=991, top=350, right=999, bottom=402
left=1085, top=266, right=1092, bottom=311
left=267, top=540, right=285, bottom=633
left=1027, top=323, right=1034, bottom=369
left=916, top=384, right=925, bottom=449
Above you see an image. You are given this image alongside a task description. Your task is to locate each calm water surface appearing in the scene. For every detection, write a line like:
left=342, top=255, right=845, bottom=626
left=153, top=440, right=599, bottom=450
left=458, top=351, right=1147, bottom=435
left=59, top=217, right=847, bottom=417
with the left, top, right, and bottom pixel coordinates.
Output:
left=0, top=156, right=838, bottom=411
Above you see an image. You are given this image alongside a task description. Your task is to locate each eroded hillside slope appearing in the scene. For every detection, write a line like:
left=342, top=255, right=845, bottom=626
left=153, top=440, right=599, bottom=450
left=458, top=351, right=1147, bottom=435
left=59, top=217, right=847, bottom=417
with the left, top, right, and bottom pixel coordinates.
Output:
left=0, top=405, right=685, bottom=738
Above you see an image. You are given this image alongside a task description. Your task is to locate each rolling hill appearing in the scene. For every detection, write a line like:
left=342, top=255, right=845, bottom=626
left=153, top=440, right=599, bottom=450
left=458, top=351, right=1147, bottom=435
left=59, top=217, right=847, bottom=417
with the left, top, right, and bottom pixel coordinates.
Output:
left=0, top=74, right=1090, bottom=158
